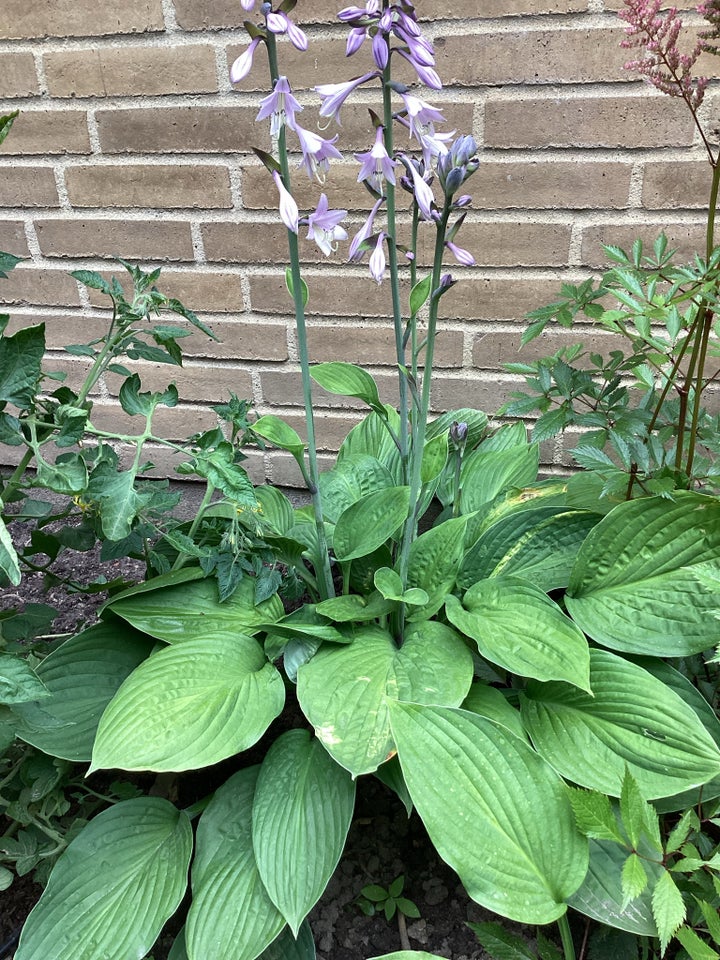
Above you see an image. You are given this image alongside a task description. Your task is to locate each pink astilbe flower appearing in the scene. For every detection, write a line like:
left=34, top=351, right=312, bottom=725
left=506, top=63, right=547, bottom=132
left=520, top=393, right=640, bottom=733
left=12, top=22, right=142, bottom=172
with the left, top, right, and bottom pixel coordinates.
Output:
left=619, top=0, right=708, bottom=109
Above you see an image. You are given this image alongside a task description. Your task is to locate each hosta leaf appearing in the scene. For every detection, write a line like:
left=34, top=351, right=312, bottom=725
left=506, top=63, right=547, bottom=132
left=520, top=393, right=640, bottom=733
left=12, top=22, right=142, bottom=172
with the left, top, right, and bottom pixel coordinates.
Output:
left=566, top=492, right=720, bottom=655
left=460, top=443, right=539, bottom=514
left=445, top=576, right=591, bottom=691
left=252, top=415, right=305, bottom=456
left=369, top=955, right=446, bottom=960
left=521, top=649, right=720, bottom=798
left=259, top=921, right=316, bottom=960
left=457, top=507, right=600, bottom=593
left=0, top=654, right=48, bottom=705
left=12, top=622, right=156, bottom=761
left=297, top=621, right=473, bottom=776
left=318, top=454, right=394, bottom=524
left=90, top=634, right=284, bottom=772
left=16, top=798, right=192, bottom=960
left=389, top=703, right=588, bottom=924
left=252, top=730, right=355, bottom=934
left=333, top=486, right=410, bottom=561
left=461, top=683, right=527, bottom=741
left=186, top=767, right=285, bottom=960
left=106, top=573, right=283, bottom=643
left=310, top=362, right=382, bottom=409
left=406, top=515, right=468, bottom=620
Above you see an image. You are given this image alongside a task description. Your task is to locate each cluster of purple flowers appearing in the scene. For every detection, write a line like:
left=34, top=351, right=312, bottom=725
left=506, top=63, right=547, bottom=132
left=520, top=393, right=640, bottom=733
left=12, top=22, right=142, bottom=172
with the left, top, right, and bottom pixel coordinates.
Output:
left=229, top=0, right=478, bottom=279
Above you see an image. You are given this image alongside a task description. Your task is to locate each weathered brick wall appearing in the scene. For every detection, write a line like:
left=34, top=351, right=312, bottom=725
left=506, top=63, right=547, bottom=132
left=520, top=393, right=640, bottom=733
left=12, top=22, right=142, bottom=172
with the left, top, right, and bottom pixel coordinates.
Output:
left=0, top=0, right=717, bottom=484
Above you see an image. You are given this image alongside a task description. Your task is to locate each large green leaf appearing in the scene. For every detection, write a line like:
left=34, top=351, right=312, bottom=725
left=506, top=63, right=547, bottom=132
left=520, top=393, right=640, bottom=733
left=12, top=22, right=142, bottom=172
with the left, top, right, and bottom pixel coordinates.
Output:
left=310, top=362, right=382, bottom=410
left=16, top=798, right=192, bottom=960
left=0, top=654, right=48, bottom=705
left=186, top=767, right=285, bottom=960
left=457, top=507, right=600, bottom=593
left=85, top=463, right=141, bottom=541
left=337, top=407, right=403, bottom=482
left=333, top=486, right=410, bottom=561
left=389, top=703, right=588, bottom=924
left=90, top=634, right=284, bottom=772
left=0, top=507, right=20, bottom=585
left=12, top=622, right=156, bottom=761
left=106, top=573, right=283, bottom=643
left=252, top=415, right=306, bottom=456
left=405, top=515, right=468, bottom=620
left=259, top=921, right=315, bottom=960
left=318, top=454, right=394, bottom=524
left=297, top=622, right=473, bottom=776
left=460, top=443, right=539, bottom=514
left=521, top=649, right=720, bottom=798
left=252, top=730, right=355, bottom=934
left=445, top=577, right=591, bottom=691
left=0, top=323, right=45, bottom=408
left=568, top=837, right=661, bottom=936
left=566, top=492, right=720, bottom=655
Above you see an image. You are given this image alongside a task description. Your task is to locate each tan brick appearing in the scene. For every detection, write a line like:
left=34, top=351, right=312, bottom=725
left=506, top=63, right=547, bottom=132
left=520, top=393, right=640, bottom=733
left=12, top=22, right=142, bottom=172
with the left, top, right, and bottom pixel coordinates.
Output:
left=96, top=105, right=263, bottom=155
left=5, top=312, right=108, bottom=349
left=485, top=95, right=695, bottom=149
left=0, top=0, right=164, bottom=39
left=34, top=218, right=194, bottom=261
left=441, top=277, right=568, bottom=321
left=0, top=167, right=60, bottom=208
left=266, top=450, right=335, bottom=487
left=0, top=111, right=90, bottom=156
left=105, top=361, right=253, bottom=404
left=417, top=221, right=572, bottom=268
left=0, top=53, right=39, bottom=98
left=429, top=375, right=517, bottom=414
left=306, top=324, right=463, bottom=367
left=42, top=357, right=94, bottom=393
left=473, top=328, right=627, bottom=368
left=0, top=267, right=81, bottom=308
left=201, top=220, right=354, bottom=265
left=260, top=368, right=404, bottom=411
left=0, top=221, right=29, bottom=257
left=44, top=45, right=217, bottom=98
left=85, top=269, right=244, bottom=313
left=263, top=411, right=364, bottom=451
left=242, top=163, right=375, bottom=212
left=65, top=164, right=232, bottom=209
left=249, top=273, right=409, bottom=317
left=181, top=319, right=287, bottom=361
left=580, top=221, right=705, bottom=267
left=642, top=160, right=712, bottom=209
left=435, top=27, right=628, bottom=86
left=472, top=160, right=632, bottom=209
left=90, top=402, right=219, bottom=440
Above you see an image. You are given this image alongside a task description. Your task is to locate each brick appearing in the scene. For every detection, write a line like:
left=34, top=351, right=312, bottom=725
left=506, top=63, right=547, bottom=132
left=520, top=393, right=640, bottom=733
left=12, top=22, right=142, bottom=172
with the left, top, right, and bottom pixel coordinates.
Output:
left=472, top=160, right=632, bottom=210
left=485, top=95, right=695, bottom=149
left=417, top=221, right=572, bottom=268
left=249, top=273, right=410, bottom=317
left=442, top=277, right=567, bottom=321
left=0, top=267, right=81, bottom=308
left=266, top=450, right=335, bottom=487
left=96, top=105, right=263, bottom=155
left=429, top=376, right=517, bottom=414
left=472, top=328, right=627, bottom=368
left=580, top=221, right=705, bottom=267
left=34, top=218, right=195, bottom=261
left=5, top=312, right=108, bottom=350
left=306, top=324, right=463, bottom=367
left=642, top=160, right=711, bottom=209
left=0, top=0, right=164, bottom=39
left=0, top=53, right=39, bottom=98
left=44, top=45, right=217, bottom=98
left=242, top=164, right=375, bottom=212
left=201, top=220, right=353, bottom=265
left=0, top=168, right=60, bottom=208
left=0, top=111, right=90, bottom=156
left=260, top=369, right=400, bottom=408
left=90, top=402, right=219, bottom=440
left=105, top=361, right=253, bottom=404
left=264, top=412, right=364, bottom=451
left=0, top=221, right=29, bottom=257
left=435, top=27, right=628, bottom=86
left=65, top=164, right=232, bottom=209
left=42, top=357, right=94, bottom=393
left=182, top=320, right=288, bottom=361
left=84, top=269, right=244, bottom=313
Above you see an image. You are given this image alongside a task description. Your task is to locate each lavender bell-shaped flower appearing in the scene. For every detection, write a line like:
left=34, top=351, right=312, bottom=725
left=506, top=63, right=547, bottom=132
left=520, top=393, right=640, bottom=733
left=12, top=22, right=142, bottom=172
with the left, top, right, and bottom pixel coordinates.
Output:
left=437, top=135, right=479, bottom=198
left=306, top=194, right=348, bottom=256
left=355, top=126, right=396, bottom=192
left=272, top=171, right=299, bottom=233
left=256, top=75, right=303, bottom=137
left=316, top=71, right=379, bottom=125
left=295, top=124, right=343, bottom=182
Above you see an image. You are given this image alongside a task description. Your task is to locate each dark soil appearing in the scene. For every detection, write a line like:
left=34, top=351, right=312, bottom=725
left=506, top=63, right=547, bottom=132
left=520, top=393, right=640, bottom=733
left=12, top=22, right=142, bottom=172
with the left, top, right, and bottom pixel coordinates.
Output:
left=0, top=496, right=515, bottom=960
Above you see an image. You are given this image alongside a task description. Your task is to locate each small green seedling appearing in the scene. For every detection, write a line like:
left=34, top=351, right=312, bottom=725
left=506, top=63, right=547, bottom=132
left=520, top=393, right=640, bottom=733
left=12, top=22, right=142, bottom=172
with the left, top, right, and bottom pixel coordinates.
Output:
left=355, top=874, right=421, bottom=923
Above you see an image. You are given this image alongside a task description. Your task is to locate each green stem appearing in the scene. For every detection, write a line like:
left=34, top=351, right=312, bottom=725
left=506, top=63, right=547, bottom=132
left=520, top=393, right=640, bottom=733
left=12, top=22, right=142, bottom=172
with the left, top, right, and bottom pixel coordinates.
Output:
left=265, top=32, right=334, bottom=600
left=76, top=304, right=119, bottom=406
left=557, top=914, right=576, bottom=960
left=171, top=480, right=215, bottom=572
left=0, top=445, right=34, bottom=501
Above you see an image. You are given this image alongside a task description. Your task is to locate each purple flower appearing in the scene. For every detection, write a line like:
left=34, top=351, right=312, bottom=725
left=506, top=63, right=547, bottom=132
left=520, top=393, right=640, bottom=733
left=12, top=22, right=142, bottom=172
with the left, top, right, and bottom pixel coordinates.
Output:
left=316, top=71, right=379, bottom=125
left=346, top=27, right=367, bottom=56
left=257, top=76, right=303, bottom=137
left=240, top=0, right=256, bottom=9
left=272, top=171, right=299, bottom=233
left=230, top=37, right=262, bottom=84
left=306, top=194, right=348, bottom=256
left=397, top=50, right=442, bottom=89
left=399, top=92, right=453, bottom=161
left=295, top=124, right=343, bottom=181
left=445, top=241, right=475, bottom=266
left=372, top=30, right=389, bottom=68
left=355, top=126, right=396, bottom=192
left=369, top=232, right=387, bottom=283
left=266, top=11, right=309, bottom=51
left=348, top=196, right=384, bottom=260
left=406, top=161, right=436, bottom=220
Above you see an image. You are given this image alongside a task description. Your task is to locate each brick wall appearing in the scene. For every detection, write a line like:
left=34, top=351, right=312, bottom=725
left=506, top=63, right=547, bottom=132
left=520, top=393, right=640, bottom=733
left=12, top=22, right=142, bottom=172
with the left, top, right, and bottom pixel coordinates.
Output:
left=1, top=0, right=717, bottom=485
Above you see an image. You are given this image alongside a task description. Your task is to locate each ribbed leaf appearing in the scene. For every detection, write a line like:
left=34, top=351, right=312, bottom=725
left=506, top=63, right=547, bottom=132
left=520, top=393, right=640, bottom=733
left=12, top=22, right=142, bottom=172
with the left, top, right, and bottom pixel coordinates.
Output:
left=16, top=798, right=192, bottom=960
left=333, top=486, right=410, bottom=561
left=186, top=767, right=285, bottom=960
left=445, top=576, right=591, bottom=690
left=252, top=730, right=355, bottom=934
left=310, top=362, right=382, bottom=409
left=318, top=454, right=394, bottom=524
left=566, top=492, right=720, bottom=655
left=297, top=622, right=473, bottom=776
left=258, top=921, right=315, bottom=960
left=521, top=649, right=720, bottom=798
left=390, top=704, right=587, bottom=924
left=461, top=683, right=526, bottom=741
left=106, top=573, right=283, bottom=643
left=91, top=634, right=284, bottom=772
left=460, top=443, right=539, bottom=514
left=12, top=622, right=155, bottom=761
left=406, top=516, right=468, bottom=620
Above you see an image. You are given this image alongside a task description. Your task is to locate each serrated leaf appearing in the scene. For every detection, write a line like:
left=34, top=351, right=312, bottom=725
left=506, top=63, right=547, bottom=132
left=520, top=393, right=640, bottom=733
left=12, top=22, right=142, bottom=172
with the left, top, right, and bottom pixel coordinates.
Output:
left=674, top=925, right=719, bottom=960
left=90, top=634, right=284, bottom=772
left=620, top=768, right=647, bottom=848
left=252, top=729, right=355, bottom=934
left=652, top=870, right=686, bottom=955
left=567, top=788, right=625, bottom=844
left=16, top=798, right=192, bottom=960
left=621, top=853, right=648, bottom=908
left=0, top=509, right=20, bottom=586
